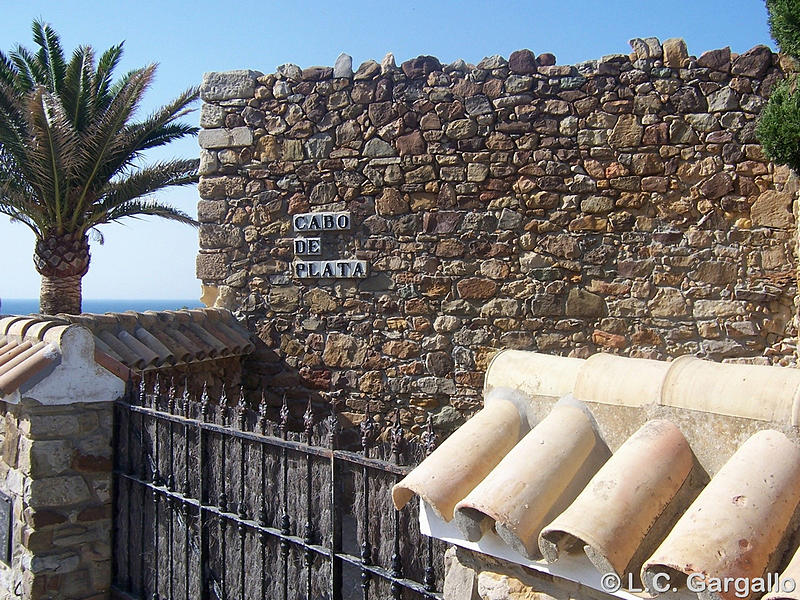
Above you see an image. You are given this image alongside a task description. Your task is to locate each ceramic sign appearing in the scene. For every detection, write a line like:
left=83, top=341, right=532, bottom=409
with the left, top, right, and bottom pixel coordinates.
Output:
left=292, top=211, right=350, bottom=232
left=293, top=260, right=368, bottom=279
left=291, top=212, right=368, bottom=279
left=293, top=237, right=322, bottom=256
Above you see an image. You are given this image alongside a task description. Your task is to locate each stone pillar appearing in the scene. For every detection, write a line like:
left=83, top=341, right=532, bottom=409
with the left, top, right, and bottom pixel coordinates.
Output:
left=0, top=400, right=114, bottom=599
left=0, top=320, right=125, bottom=599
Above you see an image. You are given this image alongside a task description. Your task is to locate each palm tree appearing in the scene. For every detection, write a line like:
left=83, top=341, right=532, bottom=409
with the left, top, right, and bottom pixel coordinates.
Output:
left=0, top=20, right=199, bottom=315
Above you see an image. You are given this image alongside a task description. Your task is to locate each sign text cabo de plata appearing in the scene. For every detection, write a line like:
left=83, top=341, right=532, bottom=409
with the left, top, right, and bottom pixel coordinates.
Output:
left=292, top=212, right=368, bottom=279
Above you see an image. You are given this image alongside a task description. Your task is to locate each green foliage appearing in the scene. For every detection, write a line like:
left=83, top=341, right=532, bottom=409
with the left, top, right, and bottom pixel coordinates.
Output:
left=757, top=79, right=800, bottom=172
left=758, top=1, right=800, bottom=171
left=0, top=20, right=199, bottom=240
left=768, top=0, right=800, bottom=60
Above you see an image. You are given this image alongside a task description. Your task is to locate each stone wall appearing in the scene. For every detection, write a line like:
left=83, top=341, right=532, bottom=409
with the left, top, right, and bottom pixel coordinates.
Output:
left=197, top=37, right=799, bottom=432
left=444, top=546, right=616, bottom=600
left=0, top=400, right=113, bottom=599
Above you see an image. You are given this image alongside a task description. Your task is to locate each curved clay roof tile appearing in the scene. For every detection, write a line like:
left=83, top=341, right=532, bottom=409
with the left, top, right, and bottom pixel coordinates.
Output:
left=93, top=337, right=124, bottom=363
left=214, top=321, right=254, bottom=353
left=117, top=331, right=161, bottom=367
left=23, top=321, right=62, bottom=342
left=573, top=354, right=669, bottom=407
left=134, top=311, right=160, bottom=327
left=453, top=397, right=609, bottom=558
left=483, top=350, right=584, bottom=399
left=6, top=317, right=43, bottom=340
left=642, top=430, right=800, bottom=599
left=0, top=341, right=48, bottom=378
left=661, top=355, right=800, bottom=424
left=114, top=313, right=140, bottom=329
left=0, top=343, right=57, bottom=396
left=539, top=420, right=699, bottom=581
left=0, top=316, right=26, bottom=335
left=201, top=322, right=241, bottom=354
left=163, top=327, right=206, bottom=362
left=177, top=326, right=215, bottom=358
left=97, top=330, right=144, bottom=369
left=165, top=327, right=206, bottom=361
left=133, top=327, right=175, bottom=365
left=149, top=329, right=191, bottom=364
left=0, top=341, right=33, bottom=371
left=392, top=392, right=523, bottom=522
left=185, top=323, right=227, bottom=355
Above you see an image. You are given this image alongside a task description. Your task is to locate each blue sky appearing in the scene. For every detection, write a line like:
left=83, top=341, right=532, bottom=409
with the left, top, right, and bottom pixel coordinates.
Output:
left=0, top=0, right=775, bottom=300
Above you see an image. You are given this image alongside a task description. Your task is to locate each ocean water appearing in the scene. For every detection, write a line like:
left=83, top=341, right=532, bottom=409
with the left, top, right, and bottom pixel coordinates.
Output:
left=0, top=298, right=203, bottom=316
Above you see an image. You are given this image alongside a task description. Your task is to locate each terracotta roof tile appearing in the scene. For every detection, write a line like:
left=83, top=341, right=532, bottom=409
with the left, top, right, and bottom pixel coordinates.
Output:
left=395, top=350, right=800, bottom=599
left=0, top=316, right=61, bottom=397
left=44, top=308, right=254, bottom=371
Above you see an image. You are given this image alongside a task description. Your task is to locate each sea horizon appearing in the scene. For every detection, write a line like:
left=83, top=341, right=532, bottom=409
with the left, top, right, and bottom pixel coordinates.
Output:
left=0, top=298, right=204, bottom=316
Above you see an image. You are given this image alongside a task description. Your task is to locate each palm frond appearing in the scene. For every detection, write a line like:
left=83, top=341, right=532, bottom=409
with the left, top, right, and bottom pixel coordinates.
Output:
left=71, top=65, right=156, bottom=219
left=94, top=199, right=198, bottom=228
left=0, top=204, right=41, bottom=235
left=32, top=20, right=67, bottom=95
left=9, top=45, right=45, bottom=91
left=0, top=21, right=198, bottom=246
left=82, top=158, right=198, bottom=229
left=133, top=121, right=199, bottom=153
left=27, top=88, right=84, bottom=230
left=93, top=43, right=124, bottom=111
left=0, top=164, right=47, bottom=233
left=110, top=86, right=198, bottom=171
left=0, top=80, right=29, bottom=157
left=0, top=82, right=41, bottom=197
left=62, top=46, right=94, bottom=130
left=0, top=51, right=18, bottom=89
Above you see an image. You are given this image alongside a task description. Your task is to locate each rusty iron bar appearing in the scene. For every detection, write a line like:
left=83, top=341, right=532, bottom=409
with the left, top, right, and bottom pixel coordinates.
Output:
left=111, top=400, right=120, bottom=588
left=328, top=392, right=343, bottom=600
left=183, top=502, right=190, bottom=600
left=218, top=386, right=229, bottom=600
left=167, top=379, right=176, bottom=600
left=111, top=386, right=443, bottom=600
left=117, top=469, right=444, bottom=598
left=423, top=414, right=438, bottom=592
left=124, top=402, right=411, bottom=475
left=280, top=395, right=290, bottom=600
left=152, top=374, right=162, bottom=486
left=219, top=514, right=227, bottom=599
left=125, top=377, right=134, bottom=592
left=390, top=409, right=405, bottom=600
left=219, top=386, right=229, bottom=512
left=199, top=382, right=210, bottom=600
left=258, top=390, right=268, bottom=600
left=182, top=376, right=191, bottom=496
left=182, top=377, right=191, bottom=600
left=167, top=376, right=176, bottom=491
left=361, top=406, right=375, bottom=600
left=152, top=486, right=159, bottom=600
left=238, top=389, right=248, bottom=599
left=138, top=378, right=146, bottom=597
left=304, top=397, right=314, bottom=600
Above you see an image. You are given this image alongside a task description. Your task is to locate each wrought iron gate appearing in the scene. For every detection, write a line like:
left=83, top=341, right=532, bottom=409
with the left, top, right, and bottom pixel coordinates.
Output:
left=111, top=377, right=445, bottom=599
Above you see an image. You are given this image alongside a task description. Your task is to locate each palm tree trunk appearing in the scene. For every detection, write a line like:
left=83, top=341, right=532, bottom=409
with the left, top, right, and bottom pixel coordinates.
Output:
left=33, top=232, right=90, bottom=315
left=40, top=274, right=83, bottom=314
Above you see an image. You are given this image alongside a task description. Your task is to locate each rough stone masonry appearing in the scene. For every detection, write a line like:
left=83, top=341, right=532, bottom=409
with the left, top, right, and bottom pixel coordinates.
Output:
left=196, top=37, right=799, bottom=434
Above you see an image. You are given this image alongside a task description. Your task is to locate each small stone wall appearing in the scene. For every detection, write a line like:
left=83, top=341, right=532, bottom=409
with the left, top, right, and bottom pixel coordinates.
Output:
left=445, top=546, right=614, bottom=600
left=0, top=400, right=113, bottom=599
left=197, top=38, right=798, bottom=432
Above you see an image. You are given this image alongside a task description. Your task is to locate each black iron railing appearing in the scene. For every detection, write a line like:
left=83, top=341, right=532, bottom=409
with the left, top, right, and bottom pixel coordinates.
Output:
left=111, top=375, right=444, bottom=600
